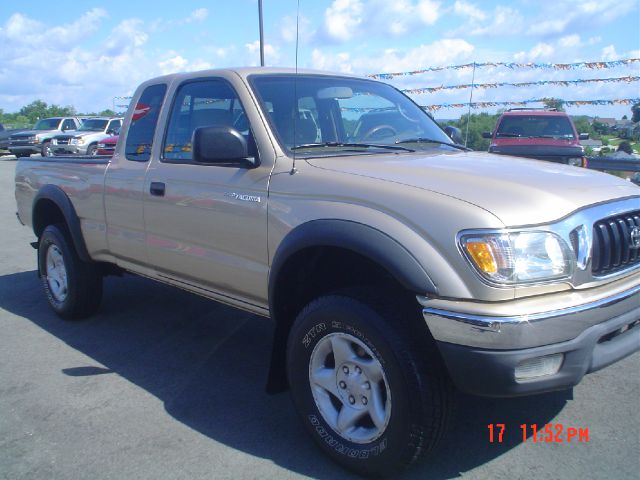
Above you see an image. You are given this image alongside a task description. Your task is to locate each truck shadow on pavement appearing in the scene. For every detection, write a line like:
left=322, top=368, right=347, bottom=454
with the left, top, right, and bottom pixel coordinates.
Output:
left=0, top=270, right=571, bottom=479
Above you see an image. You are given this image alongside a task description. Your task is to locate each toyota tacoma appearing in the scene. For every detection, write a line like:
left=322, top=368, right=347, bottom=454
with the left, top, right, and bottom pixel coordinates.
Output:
left=14, top=68, right=640, bottom=476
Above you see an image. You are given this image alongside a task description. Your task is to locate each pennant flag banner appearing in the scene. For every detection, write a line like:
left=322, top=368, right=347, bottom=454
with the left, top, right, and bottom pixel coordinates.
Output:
left=403, top=75, right=640, bottom=94
left=368, top=58, right=640, bottom=79
left=421, top=98, right=640, bottom=112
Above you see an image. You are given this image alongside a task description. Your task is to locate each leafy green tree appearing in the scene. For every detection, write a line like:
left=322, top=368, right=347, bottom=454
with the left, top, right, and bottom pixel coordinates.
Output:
left=441, top=111, right=501, bottom=151
left=542, top=98, right=565, bottom=111
left=632, top=103, right=640, bottom=123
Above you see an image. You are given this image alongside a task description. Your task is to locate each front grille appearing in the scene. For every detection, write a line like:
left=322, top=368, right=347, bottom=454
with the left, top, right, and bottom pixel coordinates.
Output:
left=592, top=210, right=640, bottom=276
left=57, top=138, right=70, bottom=145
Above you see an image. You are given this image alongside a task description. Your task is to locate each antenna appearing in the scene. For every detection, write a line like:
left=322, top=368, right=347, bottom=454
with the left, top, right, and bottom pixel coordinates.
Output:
left=290, top=0, right=300, bottom=175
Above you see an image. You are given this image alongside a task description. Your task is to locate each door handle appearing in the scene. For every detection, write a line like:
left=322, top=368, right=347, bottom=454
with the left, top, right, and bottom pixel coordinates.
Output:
left=150, top=182, right=165, bottom=196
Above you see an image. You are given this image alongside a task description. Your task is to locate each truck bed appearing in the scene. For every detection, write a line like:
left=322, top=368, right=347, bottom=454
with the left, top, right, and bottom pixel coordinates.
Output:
left=15, top=156, right=111, bottom=259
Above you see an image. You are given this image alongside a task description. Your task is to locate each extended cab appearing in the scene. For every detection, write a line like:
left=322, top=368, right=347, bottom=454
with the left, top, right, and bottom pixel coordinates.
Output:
left=9, top=117, right=82, bottom=157
left=51, top=117, right=123, bottom=156
left=14, top=68, right=640, bottom=477
left=483, top=108, right=589, bottom=166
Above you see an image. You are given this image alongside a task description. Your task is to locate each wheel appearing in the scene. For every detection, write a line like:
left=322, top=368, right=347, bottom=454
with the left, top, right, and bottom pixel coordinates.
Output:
left=287, top=290, right=453, bottom=477
left=86, top=144, right=97, bottom=156
left=41, top=141, right=52, bottom=157
left=38, top=224, right=103, bottom=319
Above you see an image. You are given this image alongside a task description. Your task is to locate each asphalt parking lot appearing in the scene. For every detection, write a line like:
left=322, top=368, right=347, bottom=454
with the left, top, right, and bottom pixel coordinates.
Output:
left=0, top=153, right=638, bottom=480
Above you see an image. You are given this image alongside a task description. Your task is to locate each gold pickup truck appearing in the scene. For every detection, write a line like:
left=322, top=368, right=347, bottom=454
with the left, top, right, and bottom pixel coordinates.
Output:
left=14, top=67, right=640, bottom=477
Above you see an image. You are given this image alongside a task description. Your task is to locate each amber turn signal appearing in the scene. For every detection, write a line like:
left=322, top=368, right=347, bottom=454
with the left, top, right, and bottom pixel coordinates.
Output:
left=465, top=241, right=498, bottom=274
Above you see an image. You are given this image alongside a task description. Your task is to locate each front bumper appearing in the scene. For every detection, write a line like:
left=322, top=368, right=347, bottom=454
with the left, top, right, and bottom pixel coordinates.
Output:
left=420, top=277, right=640, bottom=396
left=9, top=145, right=40, bottom=155
left=52, top=144, right=86, bottom=155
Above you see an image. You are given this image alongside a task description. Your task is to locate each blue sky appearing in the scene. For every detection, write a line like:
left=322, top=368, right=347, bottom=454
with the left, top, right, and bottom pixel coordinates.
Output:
left=0, top=0, right=638, bottom=118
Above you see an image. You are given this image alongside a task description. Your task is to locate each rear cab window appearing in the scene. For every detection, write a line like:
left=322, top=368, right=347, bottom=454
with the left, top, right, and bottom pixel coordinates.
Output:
left=125, top=83, right=168, bottom=162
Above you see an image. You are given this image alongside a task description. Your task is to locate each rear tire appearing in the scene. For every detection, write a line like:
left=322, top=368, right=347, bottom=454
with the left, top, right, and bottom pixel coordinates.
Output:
left=38, top=224, right=103, bottom=319
left=287, top=289, right=453, bottom=477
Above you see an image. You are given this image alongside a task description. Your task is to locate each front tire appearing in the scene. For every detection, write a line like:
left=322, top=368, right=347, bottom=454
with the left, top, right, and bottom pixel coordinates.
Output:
left=86, top=144, right=97, bottom=156
left=38, top=224, right=103, bottom=319
left=287, top=290, right=453, bottom=477
left=41, top=141, right=52, bottom=157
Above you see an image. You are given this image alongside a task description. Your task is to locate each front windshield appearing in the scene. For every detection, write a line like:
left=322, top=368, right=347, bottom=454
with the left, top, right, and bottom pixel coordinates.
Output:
left=34, top=118, right=62, bottom=130
left=250, top=74, right=453, bottom=155
left=496, top=115, right=576, bottom=139
left=77, top=119, right=108, bottom=132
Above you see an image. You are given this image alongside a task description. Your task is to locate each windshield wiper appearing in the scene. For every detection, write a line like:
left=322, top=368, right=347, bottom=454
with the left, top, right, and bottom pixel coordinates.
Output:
left=495, top=133, right=523, bottom=138
left=395, top=137, right=470, bottom=151
left=291, top=142, right=414, bottom=152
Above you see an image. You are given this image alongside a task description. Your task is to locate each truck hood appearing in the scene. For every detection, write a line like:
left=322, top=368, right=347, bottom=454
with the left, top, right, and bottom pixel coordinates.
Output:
left=306, top=149, right=640, bottom=226
left=71, top=132, right=102, bottom=138
left=12, top=129, right=70, bottom=138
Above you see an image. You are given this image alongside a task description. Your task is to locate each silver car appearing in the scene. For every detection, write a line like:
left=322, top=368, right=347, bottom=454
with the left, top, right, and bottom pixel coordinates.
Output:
left=51, top=117, right=123, bottom=156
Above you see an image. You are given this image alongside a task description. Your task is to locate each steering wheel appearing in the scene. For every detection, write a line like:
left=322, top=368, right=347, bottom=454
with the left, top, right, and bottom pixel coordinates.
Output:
left=361, top=125, right=397, bottom=141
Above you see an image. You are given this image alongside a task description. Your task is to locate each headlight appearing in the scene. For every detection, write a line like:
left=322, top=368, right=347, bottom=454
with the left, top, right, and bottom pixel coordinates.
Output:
left=71, top=137, right=85, bottom=145
left=33, top=136, right=41, bottom=144
left=567, top=157, right=583, bottom=167
left=97, top=143, right=106, bottom=148
left=460, top=231, right=573, bottom=285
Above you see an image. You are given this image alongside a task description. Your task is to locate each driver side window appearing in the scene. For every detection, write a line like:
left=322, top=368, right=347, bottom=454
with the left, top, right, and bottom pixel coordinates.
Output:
left=163, top=78, right=250, bottom=163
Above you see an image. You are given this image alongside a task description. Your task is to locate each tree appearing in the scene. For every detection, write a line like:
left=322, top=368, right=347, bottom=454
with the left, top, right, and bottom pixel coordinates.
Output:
left=572, top=116, right=596, bottom=138
left=542, top=98, right=565, bottom=111
left=632, top=103, right=640, bottom=123
left=617, top=141, right=633, bottom=154
left=622, top=115, right=628, bottom=120
left=19, top=100, right=49, bottom=123
left=441, top=111, right=501, bottom=151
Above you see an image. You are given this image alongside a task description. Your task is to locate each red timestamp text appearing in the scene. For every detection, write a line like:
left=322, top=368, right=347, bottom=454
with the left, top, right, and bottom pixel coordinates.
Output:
left=487, top=423, right=590, bottom=443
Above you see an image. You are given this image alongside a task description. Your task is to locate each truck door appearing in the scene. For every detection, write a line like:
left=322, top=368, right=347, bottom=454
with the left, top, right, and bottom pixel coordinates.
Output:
left=104, top=83, right=167, bottom=269
left=143, top=77, right=270, bottom=308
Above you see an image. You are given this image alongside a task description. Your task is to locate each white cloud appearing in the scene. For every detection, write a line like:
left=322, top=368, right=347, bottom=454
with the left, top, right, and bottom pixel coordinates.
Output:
left=469, top=6, right=523, bottom=36
left=324, top=0, right=363, bottom=42
left=104, top=19, right=148, bottom=55
left=453, top=0, right=487, bottom=21
left=280, top=14, right=313, bottom=43
left=306, top=38, right=474, bottom=75
left=245, top=40, right=281, bottom=65
left=514, top=42, right=554, bottom=61
left=187, top=8, right=209, bottom=23
left=157, top=54, right=212, bottom=74
left=319, top=0, right=441, bottom=43
left=527, top=0, right=637, bottom=36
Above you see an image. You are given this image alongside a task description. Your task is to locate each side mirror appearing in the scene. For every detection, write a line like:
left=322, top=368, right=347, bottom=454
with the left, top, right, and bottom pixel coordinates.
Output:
left=192, top=126, right=256, bottom=167
left=579, top=133, right=589, bottom=140
left=482, top=131, right=492, bottom=139
left=443, top=125, right=463, bottom=145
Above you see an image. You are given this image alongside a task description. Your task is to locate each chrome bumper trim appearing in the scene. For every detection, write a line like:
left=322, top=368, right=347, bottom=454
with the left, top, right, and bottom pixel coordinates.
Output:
left=422, top=284, right=640, bottom=350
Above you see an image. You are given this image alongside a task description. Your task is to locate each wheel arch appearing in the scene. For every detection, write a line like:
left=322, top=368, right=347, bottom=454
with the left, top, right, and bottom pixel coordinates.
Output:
left=32, top=185, right=91, bottom=262
left=266, top=219, right=437, bottom=393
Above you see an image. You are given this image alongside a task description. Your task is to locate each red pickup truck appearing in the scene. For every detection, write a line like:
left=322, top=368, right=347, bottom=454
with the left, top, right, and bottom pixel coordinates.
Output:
left=483, top=108, right=588, bottom=167
left=96, top=134, right=118, bottom=156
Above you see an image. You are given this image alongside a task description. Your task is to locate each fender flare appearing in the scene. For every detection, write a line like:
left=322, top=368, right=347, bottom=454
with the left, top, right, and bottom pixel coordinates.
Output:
left=265, top=219, right=437, bottom=393
left=268, top=219, right=437, bottom=311
left=32, top=184, right=91, bottom=262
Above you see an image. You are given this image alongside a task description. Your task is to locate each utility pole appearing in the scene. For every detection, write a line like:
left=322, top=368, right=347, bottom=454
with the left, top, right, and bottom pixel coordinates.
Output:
left=259, top=0, right=265, bottom=66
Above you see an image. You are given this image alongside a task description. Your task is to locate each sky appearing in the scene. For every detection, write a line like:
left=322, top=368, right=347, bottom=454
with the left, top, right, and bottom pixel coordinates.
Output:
left=0, top=0, right=639, bottom=119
